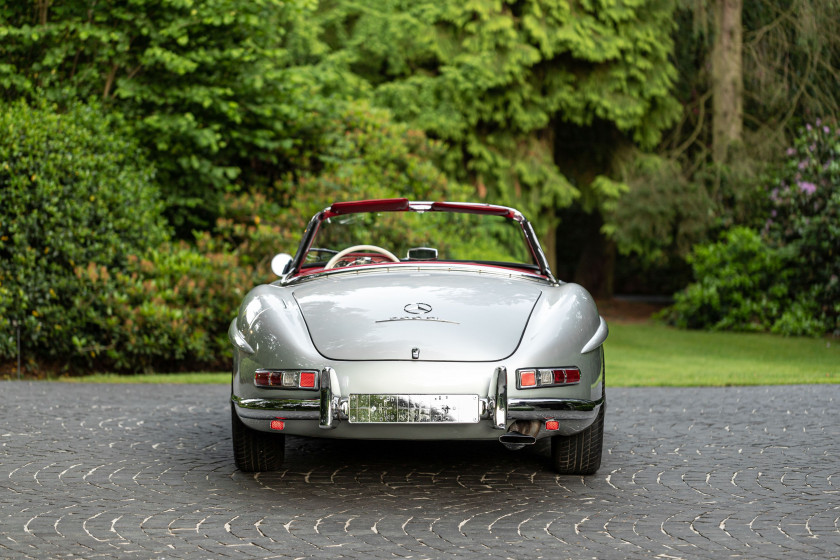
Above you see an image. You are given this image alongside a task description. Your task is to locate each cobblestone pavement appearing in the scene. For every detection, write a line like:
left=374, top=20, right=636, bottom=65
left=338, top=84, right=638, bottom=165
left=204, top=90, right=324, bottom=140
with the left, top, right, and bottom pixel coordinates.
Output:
left=1, top=381, right=838, bottom=559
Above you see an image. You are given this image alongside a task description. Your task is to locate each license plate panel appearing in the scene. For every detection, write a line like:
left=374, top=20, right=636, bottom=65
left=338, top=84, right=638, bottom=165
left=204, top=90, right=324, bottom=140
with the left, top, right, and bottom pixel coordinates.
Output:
left=348, top=394, right=479, bottom=424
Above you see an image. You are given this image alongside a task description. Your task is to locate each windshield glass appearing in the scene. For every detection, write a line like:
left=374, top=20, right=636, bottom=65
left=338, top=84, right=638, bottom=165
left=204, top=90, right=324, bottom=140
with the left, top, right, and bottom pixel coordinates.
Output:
left=302, top=210, right=536, bottom=268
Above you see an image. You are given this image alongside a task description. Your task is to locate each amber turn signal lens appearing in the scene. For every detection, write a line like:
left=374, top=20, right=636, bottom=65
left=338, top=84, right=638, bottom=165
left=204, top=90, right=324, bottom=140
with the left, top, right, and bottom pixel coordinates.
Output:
left=519, top=370, right=537, bottom=387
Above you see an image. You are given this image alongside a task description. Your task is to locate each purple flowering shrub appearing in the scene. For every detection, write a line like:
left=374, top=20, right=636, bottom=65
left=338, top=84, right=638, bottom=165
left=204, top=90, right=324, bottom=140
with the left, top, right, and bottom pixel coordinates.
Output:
left=665, top=122, right=839, bottom=336
left=766, top=121, right=840, bottom=335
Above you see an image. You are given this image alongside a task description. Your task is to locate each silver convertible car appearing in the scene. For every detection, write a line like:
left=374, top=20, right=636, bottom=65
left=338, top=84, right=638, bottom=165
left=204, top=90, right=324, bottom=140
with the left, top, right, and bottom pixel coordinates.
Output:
left=229, top=199, right=608, bottom=474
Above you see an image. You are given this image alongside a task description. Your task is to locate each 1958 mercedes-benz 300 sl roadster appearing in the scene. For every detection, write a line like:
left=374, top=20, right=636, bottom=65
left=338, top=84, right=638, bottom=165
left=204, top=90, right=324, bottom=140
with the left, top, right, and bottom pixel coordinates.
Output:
left=229, top=199, right=608, bottom=474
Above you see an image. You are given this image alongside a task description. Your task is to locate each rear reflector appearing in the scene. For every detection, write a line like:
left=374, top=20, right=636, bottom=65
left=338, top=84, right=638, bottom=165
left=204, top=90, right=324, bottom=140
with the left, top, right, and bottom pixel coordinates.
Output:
left=270, top=420, right=285, bottom=431
left=545, top=420, right=559, bottom=431
left=299, top=371, right=316, bottom=388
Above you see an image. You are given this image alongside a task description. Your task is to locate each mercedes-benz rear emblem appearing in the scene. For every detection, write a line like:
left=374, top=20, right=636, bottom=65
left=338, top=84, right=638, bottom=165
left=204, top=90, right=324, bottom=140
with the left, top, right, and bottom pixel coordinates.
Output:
left=404, top=303, right=432, bottom=314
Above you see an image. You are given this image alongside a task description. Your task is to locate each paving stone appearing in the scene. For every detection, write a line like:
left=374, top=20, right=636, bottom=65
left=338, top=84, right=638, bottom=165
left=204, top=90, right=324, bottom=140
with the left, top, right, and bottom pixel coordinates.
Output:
left=1, top=382, right=838, bottom=559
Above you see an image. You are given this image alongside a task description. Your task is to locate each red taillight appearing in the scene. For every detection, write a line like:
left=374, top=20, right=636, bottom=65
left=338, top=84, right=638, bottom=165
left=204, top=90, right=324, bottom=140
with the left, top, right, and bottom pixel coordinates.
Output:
left=551, top=368, right=581, bottom=384
left=254, top=369, right=318, bottom=390
left=517, top=367, right=581, bottom=388
left=270, top=420, right=285, bottom=431
left=545, top=420, right=559, bottom=431
left=561, top=368, right=580, bottom=384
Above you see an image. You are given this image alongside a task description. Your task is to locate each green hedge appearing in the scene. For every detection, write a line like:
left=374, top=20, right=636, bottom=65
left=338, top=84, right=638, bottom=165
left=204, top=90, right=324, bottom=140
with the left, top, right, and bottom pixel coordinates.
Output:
left=661, top=227, right=823, bottom=335
left=0, top=99, right=170, bottom=366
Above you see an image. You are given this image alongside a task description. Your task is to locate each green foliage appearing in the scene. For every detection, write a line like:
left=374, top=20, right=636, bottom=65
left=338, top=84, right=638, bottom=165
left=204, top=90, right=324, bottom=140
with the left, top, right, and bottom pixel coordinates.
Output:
left=71, top=244, right=249, bottom=372
left=230, top=100, right=478, bottom=256
left=609, top=150, right=715, bottom=263
left=664, top=122, right=840, bottom=337
left=661, top=228, right=803, bottom=333
left=280, top=101, right=467, bottom=220
left=0, top=98, right=169, bottom=363
left=315, top=0, right=681, bottom=234
left=0, top=0, right=316, bottom=233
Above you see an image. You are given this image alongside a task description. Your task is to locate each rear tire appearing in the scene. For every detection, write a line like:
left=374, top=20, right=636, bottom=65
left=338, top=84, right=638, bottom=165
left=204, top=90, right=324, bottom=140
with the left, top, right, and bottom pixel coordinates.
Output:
left=550, top=401, right=604, bottom=475
left=231, top=403, right=285, bottom=472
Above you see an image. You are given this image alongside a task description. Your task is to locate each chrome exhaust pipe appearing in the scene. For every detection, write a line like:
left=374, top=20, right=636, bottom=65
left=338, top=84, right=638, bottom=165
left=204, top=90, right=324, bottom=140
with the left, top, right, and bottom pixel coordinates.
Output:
left=498, top=431, right=536, bottom=445
left=498, top=419, right=539, bottom=449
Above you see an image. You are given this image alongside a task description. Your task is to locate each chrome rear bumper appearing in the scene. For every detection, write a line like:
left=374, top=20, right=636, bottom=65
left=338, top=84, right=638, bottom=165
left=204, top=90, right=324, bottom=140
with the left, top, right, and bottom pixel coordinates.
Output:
left=234, top=369, right=602, bottom=436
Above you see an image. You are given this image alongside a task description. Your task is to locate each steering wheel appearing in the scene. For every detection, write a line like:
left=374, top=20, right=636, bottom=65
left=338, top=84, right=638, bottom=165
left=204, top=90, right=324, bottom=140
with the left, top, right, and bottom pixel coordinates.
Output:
left=324, top=245, right=401, bottom=269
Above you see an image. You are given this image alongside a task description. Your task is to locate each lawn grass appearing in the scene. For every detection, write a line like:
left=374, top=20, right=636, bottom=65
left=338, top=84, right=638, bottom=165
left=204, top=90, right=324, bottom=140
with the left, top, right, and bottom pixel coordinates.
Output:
left=39, top=322, right=840, bottom=387
left=606, top=322, right=839, bottom=386
left=56, top=372, right=230, bottom=384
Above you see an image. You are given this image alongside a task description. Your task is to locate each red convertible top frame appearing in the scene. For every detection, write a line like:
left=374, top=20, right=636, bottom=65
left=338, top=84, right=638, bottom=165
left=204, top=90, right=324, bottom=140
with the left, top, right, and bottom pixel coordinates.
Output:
left=326, top=199, right=519, bottom=220
left=326, top=198, right=411, bottom=217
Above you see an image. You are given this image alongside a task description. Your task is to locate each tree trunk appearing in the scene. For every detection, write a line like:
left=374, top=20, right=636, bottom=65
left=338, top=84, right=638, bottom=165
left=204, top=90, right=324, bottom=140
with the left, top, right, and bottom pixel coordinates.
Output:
left=36, top=0, right=50, bottom=25
left=711, top=0, right=743, bottom=163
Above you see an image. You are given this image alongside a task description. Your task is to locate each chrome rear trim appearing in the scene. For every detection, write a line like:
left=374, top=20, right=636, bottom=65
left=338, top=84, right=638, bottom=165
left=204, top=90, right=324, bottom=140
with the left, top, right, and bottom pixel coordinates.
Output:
left=507, top=397, right=604, bottom=422
left=493, top=366, right=507, bottom=430
left=508, top=397, right=603, bottom=412
left=319, top=367, right=337, bottom=429
left=233, top=395, right=319, bottom=412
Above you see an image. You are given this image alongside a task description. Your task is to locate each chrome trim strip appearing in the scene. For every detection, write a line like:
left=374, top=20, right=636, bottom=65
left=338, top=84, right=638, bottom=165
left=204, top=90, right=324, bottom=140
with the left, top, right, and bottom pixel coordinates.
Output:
left=493, top=366, right=507, bottom=430
left=233, top=395, right=319, bottom=411
left=238, top=408, right=319, bottom=420
left=580, top=315, right=609, bottom=354
left=232, top=396, right=320, bottom=419
left=507, top=397, right=604, bottom=413
left=507, top=397, right=604, bottom=423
